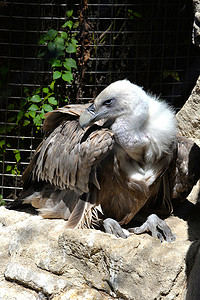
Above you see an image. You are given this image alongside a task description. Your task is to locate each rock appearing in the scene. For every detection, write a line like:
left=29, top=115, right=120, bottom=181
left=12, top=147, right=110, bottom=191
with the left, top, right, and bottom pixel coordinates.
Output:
left=176, top=76, right=200, bottom=139
left=4, top=262, right=68, bottom=296
left=0, top=205, right=200, bottom=300
left=0, top=280, right=38, bottom=300
left=185, top=241, right=200, bottom=300
left=53, top=287, right=113, bottom=300
left=192, top=0, right=200, bottom=47
left=57, top=228, right=190, bottom=299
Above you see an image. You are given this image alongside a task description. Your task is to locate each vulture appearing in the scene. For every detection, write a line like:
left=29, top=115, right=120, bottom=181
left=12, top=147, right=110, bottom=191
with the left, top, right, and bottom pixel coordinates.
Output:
left=7, top=80, right=200, bottom=241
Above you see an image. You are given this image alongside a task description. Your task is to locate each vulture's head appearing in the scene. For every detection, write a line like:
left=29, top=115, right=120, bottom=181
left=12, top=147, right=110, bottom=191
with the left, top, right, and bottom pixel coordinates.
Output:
left=79, top=80, right=150, bottom=128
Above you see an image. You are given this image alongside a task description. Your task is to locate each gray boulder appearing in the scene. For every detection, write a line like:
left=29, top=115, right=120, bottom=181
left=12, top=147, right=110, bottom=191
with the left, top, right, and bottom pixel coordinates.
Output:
left=0, top=205, right=200, bottom=300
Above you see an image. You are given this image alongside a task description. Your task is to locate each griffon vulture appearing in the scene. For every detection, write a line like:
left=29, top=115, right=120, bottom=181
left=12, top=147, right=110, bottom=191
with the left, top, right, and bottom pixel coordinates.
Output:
left=7, top=80, right=200, bottom=241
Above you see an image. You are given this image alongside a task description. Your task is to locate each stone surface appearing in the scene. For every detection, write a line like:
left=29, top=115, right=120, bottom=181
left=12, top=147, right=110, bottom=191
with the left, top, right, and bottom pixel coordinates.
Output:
left=176, top=72, right=200, bottom=299
left=176, top=76, right=200, bottom=139
left=185, top=241, right=200, bottom=300
left=53, top=287, right=113, bottom=300
left=0, top=205, right=200, bottom=300
left=4, top=262, right=68, bottom=296
left=192, top=0, right=200, bottom=47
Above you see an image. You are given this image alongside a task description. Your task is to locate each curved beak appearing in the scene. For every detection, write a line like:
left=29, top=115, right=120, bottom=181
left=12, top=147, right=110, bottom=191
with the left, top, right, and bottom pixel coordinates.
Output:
left=79, top=103, right=97, bottom=128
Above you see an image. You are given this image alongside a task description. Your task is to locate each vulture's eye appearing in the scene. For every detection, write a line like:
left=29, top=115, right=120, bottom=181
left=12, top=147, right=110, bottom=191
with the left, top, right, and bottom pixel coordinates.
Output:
left=103, top=98, right=115, bottom=106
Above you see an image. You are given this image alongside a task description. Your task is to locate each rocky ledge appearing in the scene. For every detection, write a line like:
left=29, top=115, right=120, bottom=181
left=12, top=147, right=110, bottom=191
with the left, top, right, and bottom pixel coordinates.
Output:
left=1, top=198, right=200, bottom=300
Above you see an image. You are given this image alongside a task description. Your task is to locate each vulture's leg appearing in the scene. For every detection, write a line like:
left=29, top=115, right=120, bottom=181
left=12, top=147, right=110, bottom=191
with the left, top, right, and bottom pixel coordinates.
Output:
left=103, top=218, right=129, bottom=239
left=128, top=214, right=176, bottom=242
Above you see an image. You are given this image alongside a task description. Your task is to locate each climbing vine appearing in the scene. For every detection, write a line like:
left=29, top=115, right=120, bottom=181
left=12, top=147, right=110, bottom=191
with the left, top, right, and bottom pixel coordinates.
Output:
left=16, top=9, right=78, bottom=130
left=0, top=10, right=78, bottom=183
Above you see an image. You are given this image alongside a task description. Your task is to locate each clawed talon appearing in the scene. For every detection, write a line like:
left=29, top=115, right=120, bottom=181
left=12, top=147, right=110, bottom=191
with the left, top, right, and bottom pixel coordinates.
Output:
left=103, top=218, right=129, bottom=239
left=128, top=214, right=176, bottom=242
left=103, top=214, right=176, bottom=242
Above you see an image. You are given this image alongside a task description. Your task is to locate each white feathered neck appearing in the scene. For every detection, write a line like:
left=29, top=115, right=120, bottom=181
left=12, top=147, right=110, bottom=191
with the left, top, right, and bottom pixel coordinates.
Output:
left=105, top=80, right=177, bottom=163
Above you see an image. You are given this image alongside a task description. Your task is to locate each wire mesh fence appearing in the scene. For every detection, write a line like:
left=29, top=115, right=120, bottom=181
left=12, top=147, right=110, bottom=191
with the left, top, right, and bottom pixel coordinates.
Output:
left=0, top=0, right=199, bottom=201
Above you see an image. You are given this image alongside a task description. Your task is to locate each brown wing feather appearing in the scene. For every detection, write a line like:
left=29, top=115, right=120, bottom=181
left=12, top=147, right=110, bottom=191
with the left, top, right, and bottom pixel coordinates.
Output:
left=22, top=105, right=90, bottom=185
left=9, top=105, right=114, bottom=229
left=31, top=120, right=114, bottom=194
left=22, top=105, right=114, bottom=194
left=43, top=104, right=90, bottom=133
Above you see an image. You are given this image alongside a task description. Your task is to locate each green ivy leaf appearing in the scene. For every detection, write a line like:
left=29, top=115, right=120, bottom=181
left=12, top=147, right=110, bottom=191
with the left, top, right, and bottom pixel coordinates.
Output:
left=48, top=97, right=57, bottom=105
left=66, top=43, right=77, bottom=53
left=20, top=99, right=27, bottom=108
left=40, top=112, right=45, bottom=119
left=23, top=120, right=30, bottom=126
left=63, top=58, right=77, bottom=71
left=45, top=29, right=58, bottom=41
left=13, top=150, right=21, bottom=162
left=73, top=21, right=79, bottom=29
left=0, top=140, right=5, bottom=148
left=6, top=165, right=12, bottom=172
left=28, top=104, right=39, bottom=111
left=54, top=36, right=65, bottom=45
left=43, top=87, right=49, bottom=94
left=0, top=196, right=5, bottom=206
left=33, top=114, right=42, bottom=126
left=47, top=41, right=65, bottom=58
left=24, top=86, right=29, bottom=94
left=53, top=71, right=62, bottom=80
left=42, top=104, right=53, bottom=112
left=39, top=108, right=45, bottom=120
left=61, top=32, right=68, bottom=40
left=53, top=37, right=65, bottom=55
left=71, top=38, right=78, bottom=46
left=38, top=36, right=46, bottom=45
left=17, top=111, right=24, bottom=124
left=66, top=10, right=73, bottom=17
left=35, top=88, right=41, bottom=94
left=56, top=44, right=65, bottom=52
left=62, top=71, right=73, bottom=83
left=50, top=59, right=62, bottom=67
left=50, top=81, right=55, bottom=90
left=30, top=95, right=41, bottom=103
left=38, top=49, right=46, bottom=58
left=47, top=41, right=56, bottom=52
left=62, top=20, right=73, bottom=30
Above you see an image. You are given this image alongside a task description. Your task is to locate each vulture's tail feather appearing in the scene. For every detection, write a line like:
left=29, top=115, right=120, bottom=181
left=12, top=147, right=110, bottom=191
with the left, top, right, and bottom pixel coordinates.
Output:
left=5, top=186, right=36, bottom=210
left=66, top=198, right=95, bottom=229
left=5, top=198, right=25, bottom=210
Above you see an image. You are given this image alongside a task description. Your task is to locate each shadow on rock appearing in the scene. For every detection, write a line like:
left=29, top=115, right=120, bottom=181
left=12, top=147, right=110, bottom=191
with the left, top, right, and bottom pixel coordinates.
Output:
left=185, top=203, right=200, bottom=299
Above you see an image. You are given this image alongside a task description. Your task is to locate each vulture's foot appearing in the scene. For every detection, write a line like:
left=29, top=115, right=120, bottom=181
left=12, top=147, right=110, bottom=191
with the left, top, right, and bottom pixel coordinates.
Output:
left=103, top=218, right=129, bottom=239
left=128, top=214, right=176, bottom=242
